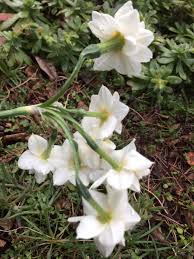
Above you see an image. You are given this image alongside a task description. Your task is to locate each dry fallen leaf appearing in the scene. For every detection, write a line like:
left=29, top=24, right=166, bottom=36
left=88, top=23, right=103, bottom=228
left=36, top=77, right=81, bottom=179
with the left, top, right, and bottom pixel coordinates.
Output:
left=0, top=218, right=14, bottom=230
left=186, top=152, right=194, bottom=166
left=35, top=56, right=57, bottom=81
left=152, top=228, right=167, bottom=243
left=0, top=239, right=6, bottom=248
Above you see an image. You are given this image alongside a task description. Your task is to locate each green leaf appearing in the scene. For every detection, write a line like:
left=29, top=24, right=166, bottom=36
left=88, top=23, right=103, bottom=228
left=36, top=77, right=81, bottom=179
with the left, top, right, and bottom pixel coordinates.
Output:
left=158, top=57, right=174, bottom=64
left=167, top=76, right=182, bottom=84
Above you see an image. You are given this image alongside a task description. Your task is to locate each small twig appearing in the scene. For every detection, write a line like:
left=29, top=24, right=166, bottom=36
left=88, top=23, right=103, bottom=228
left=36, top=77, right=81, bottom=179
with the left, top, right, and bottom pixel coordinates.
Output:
left=129, top=106, right=145, bottom=121
left=144, top=187, right=169, bottom=215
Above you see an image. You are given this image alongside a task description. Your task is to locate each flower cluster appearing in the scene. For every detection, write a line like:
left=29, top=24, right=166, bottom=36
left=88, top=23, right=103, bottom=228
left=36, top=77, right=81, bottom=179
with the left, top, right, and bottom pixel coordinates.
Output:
left=18, top=85, right=153, bottom=257
left=15, top=1, right=155, bottom=257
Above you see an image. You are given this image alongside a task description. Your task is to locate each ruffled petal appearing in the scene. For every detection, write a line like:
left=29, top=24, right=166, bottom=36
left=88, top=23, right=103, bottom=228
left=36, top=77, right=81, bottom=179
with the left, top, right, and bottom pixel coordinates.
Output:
left=93, top=52, right=114, bottom=71
left=114, top=1, right=133, bottom=19
left=131, top=45, right=153, bottom=62
left=88, top=11, right=118, bottom=40
left=117, top=10, right=140, bottom=37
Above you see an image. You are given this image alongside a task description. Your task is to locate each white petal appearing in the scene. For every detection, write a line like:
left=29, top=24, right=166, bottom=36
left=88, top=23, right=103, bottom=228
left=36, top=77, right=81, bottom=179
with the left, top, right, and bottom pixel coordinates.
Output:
left=76, top=215, right=105, bottom=239
left=100, top=115, right=117, bottom=138
left=115, top=1, right=133, bottom=19
left=117, top=10, right=140, bottom=36
left=18, top=150, right=36, bottom=170
left=34, top=171, right=47, bottom=184
left=129, top=176, right=141, bottom=192
left=124, top=205, right=141, bottom=230
left=115, top=122, right=122, bottom=134
left=83, top=190, right=108, bottom=215
left=34, top=159, right=53, bottom=175
left=112, top=52, right=142, bottom=77
left=68, top=216, right=85, bottom=223
left=79, top=170, right=90, bottom=186
left=107, top=186, right=128, bottom=212
left=94, top=237, right=115, bottom=257
left=99, top=220, right=125, bottom=246
left=124, top=150, right=153, bottom=175
left=48, top=145, right=67, bottom=168
left=112, top=92, right=129, bottom=121
left=122, top=36, right=137, bottom=55
left=88, top=12, right=118, bottom=40
left=93, top=52, right=114, bottom=71
left=28, top=134, right=47, bottom=156
left=53, top=168, right=72, bottom=186
left=122, top=139, right=136, bottom=155
left=99, top=85, right=114, bottom=109
left=137, top=29, right=154, bottom=46
left=131, top=45, right=153, bottom=62
left=107, top=169, right=135, bottom=190
left=90, top=172, right=109, bottom=189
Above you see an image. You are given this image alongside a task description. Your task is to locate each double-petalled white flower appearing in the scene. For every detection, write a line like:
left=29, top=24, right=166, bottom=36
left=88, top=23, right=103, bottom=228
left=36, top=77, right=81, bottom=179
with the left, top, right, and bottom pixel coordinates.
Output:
left=82, top=85, right=129, bottom=139
left=68, top=187, right=140, bottom=257
left=88, top=1, right=154, bottom=77
left=18, top=134, right=55, bottom=184
left=91, top=139, right=153, bottom=192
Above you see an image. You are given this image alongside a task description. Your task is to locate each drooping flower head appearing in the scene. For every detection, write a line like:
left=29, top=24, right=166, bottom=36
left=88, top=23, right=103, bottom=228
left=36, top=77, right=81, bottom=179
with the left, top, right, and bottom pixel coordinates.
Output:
left=82, top=85, right=129, bottom=139
left=68, top=187, right=141, bottom=257
left=18, top=134, right=55, bottom=183
left=91, top=139, right=153, bottom=192
left=88, top=1, right=154, bottom=77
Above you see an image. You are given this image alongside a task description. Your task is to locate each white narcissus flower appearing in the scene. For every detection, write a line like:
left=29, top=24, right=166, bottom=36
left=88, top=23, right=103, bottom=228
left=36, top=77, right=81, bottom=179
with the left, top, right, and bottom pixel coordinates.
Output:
left=88, top=1, right=154, bottom=77
left=74, top=131, right=116, bottom=182
left=82, top=85, right=129, bottom=139
left=91, top=139, right=153, bottom=192
left=49, top=139, right=100, bottom=187
left=68, top=187, right=140, bottom=257
left=18, top=134, right=55, bottom=184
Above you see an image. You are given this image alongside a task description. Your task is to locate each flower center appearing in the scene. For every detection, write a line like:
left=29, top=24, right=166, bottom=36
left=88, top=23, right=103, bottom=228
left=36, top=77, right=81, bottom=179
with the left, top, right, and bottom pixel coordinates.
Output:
left=98, top=31, right=125, bottom=54
left=99, top=108, right=110, bottom=125
left=98, top=210, right=113, bottom=224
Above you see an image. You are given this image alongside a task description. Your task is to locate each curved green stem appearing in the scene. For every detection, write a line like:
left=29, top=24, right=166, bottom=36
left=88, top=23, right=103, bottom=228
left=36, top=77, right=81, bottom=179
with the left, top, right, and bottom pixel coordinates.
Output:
left=45, top=111, right=111, bottom=222
left=47, top=107, right=120, bottom=171
left=40, top=54, right=85, bottom=108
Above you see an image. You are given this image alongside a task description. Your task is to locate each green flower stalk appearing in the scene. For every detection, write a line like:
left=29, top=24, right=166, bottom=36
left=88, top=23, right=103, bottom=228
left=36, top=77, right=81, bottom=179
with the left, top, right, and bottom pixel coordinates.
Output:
left=45, top=111, right=111, bottom=223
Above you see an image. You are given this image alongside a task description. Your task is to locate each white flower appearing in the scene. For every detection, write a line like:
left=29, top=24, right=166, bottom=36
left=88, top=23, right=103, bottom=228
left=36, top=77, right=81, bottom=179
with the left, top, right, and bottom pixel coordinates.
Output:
left=68, top=187, right=140, bottom=257
left=18, top=134, right=54, bottom=183
left=74, top=131, right=115, bottom=183
left=88, top=1, right=154, bottom=77
left=82, top=85, right=129, bottom=139
left=49, top=140, right=93, bottom=186
left=91, top=139, right=153, bottom=192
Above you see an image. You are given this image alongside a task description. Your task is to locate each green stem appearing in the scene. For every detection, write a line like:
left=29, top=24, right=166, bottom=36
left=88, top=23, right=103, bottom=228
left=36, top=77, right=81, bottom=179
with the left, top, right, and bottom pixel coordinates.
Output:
left=40, top=54, right=85, bottom=108
left=47, top=107, right=120, bottom=171
left=41, top=129, right=57, bottom=160
left=45, top=111, right=111, bottom=222
left=40, top=33, right=125, bottom=108
left=0, top=105, right=38, bottom=119
left=58, top=108, right=105, bottom=119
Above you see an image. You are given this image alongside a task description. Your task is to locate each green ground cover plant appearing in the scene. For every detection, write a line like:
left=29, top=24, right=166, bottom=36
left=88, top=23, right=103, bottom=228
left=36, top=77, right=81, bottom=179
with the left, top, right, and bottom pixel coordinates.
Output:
left=0, top=0, right=194, bottom=258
